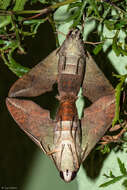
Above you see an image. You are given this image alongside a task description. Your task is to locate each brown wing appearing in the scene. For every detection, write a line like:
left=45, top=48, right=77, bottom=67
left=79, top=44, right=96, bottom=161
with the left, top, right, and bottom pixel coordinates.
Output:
left=8, top=49, right=59, bottom=98
left=81, top=93, right=115, bottom=161
left=83, top=53, right=114, bottom=102
left=6, top=98, right=55, bottom=153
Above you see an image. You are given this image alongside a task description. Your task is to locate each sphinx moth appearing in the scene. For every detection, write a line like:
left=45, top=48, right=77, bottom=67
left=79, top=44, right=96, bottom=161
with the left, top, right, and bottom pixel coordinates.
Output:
left=6, top=29, right=115, bottom=182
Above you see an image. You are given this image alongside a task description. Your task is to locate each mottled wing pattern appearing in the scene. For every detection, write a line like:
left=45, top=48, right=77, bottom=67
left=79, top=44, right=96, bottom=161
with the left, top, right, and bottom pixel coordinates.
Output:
left=9, top=49, right=58, bottom=98
left=6, top=98, right=55, bottom=153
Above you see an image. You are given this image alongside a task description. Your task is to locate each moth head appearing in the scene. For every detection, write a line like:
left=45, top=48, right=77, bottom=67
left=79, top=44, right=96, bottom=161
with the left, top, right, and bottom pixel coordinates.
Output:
left=53, top=144, right=78, bottom=182
left=53, top=128, right=81, bottom=182
left=60, top=169, right=77, bottom=182
left=56, top=141, right=80, bottom=182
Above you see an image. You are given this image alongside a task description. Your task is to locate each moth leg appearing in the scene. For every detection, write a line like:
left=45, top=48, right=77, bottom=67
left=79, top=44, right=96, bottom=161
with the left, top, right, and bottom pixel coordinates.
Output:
left=82, top=52, right=114, bottom=102
left=58, top=144, right=65, bottom=170
left=40, top=140, right=59, bottom=156
left=40, top=140, right=60, bottom=170
left=67, top=144, right=79, bottom=169
left=47, top=149, right=60, bottom=155
left=9, top=49, right=59, bottom=98
left=54, top=118, right=62, bottom=145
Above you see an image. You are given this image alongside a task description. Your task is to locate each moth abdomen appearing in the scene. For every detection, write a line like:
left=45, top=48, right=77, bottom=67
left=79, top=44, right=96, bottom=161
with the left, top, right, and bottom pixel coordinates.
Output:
left=57, top=96, right=78, bottom=122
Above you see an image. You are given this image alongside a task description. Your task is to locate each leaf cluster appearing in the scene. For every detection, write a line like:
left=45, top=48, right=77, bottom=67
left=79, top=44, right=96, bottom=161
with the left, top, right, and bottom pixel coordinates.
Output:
left=0, top=1, right=126, bottom=81
left=0, top=0, right=127, bottom=76
left=100, top=158, right=127, bottom=189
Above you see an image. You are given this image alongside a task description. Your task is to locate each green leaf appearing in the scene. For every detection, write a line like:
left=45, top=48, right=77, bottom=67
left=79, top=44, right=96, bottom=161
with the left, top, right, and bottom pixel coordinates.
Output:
left=102, top=6, right=111, bottom=20
left=87, top=0, right=100, bottom=17
left=13, top=0, right=28, bottom=11
left=109, top=171, right=116, bottom=178
left=103, top=170, right=116, bottom=178
left=93, top=43, right=103, bottom=55
left=71, top=0, right=87, bottom=28
left=0, top=0, right=28, bottom=28
left=117, top=157, right=127, bottom=175
left=104, top=20, right=116, bottom=30
left=122, top=179, right=127, bottom=188
left=67, top=2, right=81, bottom=10
left=56, top=10, right=79, bottom=24
left=23, top=18, right=47, bottom=35
left=39, top=0, right=50, bottom=4
left=0, top=15, right=11, bottom=28
left=0, top=40, right=18, bottom=51
left=0, top=39, right=6, bottom=44
left=7, top=50, right=30, bottom=77
left=1, top=42, right=30, bottom=77
left=0, top=0, right=11, bottom=9
left=112, top=74, right=127, bottom=126
left=115, top=18, right=127, bottom=30
left=100, top=175, right=124, bottom=187
left=112, top=31, right=127, bottom=57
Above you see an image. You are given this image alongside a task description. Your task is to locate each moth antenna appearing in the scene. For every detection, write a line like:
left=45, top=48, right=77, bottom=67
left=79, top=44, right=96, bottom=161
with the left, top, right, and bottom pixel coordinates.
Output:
left=47, top=145, right=60, bottom=170
left=81, top=143, right=88, bottom=162
left=50, top=153, right=59, bottom=170
left=67, top=144, right=79, bottom=169
left=40, top=140, right=48, bottom=154
left=70, top=117, right=76, bottom=138
left=55, top=118, right=62, bottom=144
left=59, top=144, right=65, bottom=169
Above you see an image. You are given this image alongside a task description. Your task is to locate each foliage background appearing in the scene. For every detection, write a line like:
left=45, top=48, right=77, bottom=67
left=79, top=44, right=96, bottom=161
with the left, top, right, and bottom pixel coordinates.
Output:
left=0, top=0, right=127, bottom=190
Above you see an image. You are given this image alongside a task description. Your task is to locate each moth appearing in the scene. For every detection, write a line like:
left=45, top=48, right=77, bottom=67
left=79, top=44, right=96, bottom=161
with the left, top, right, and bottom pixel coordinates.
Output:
left=6, top=29, right=115, bottom=182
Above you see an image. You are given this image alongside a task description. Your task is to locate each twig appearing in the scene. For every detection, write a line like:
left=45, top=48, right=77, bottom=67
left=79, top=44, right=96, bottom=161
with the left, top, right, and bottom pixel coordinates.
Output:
left=0, top=0, right=77, bottom=16
left=22, top=12, right=45, bottom=22
left=0, top=33, right=16, bottom=37
left=84, top=41, right=105, bottom=45
left=101, top=0, right=126, bottom=14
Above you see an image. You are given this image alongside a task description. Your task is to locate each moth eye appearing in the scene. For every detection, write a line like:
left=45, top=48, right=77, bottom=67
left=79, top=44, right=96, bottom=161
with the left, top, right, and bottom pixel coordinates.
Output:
left=59, top=170, right=77, bottom=182
left=71, top=171, right=77, bottom=181
left=60, top=171, right=64, bottom=179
